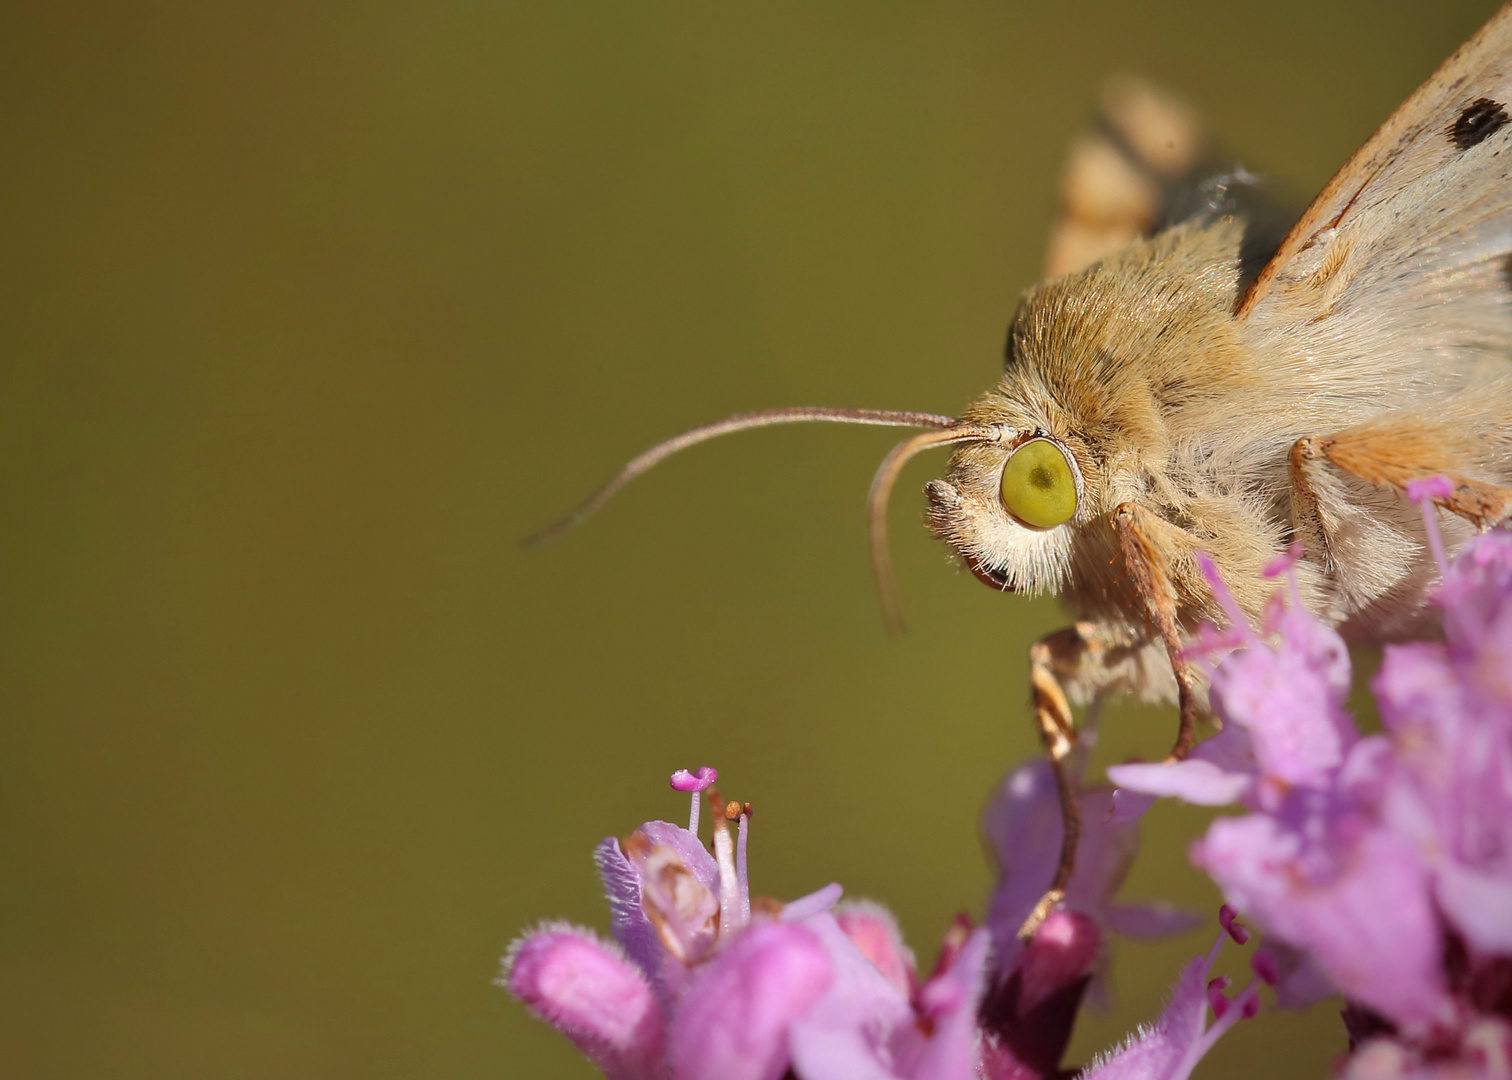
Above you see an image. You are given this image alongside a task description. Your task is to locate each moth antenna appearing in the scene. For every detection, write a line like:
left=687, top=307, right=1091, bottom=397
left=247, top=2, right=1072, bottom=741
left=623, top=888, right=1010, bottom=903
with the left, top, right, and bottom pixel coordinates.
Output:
left=868, top=425, right=998, bottom=633
left=523, top=407, right=958, bottom=546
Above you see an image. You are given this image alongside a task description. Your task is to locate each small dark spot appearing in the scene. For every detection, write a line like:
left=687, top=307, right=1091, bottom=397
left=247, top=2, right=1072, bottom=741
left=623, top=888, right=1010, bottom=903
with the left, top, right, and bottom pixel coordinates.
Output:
left=1029, top=465, right=1054, bottom=490
left=1451, top=98, right=1508, bottom=150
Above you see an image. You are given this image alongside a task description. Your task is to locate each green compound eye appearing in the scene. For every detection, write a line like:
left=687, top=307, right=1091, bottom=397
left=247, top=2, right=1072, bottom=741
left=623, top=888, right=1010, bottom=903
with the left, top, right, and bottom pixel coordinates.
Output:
left=1000, top=439, right=1077, bottom=528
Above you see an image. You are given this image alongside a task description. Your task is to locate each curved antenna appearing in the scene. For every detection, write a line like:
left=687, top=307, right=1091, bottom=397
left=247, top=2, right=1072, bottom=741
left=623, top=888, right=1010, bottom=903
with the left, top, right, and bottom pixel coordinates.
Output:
left=524, top=406, right=958, bottom=547
left=869, top=425, right=998, bottom=633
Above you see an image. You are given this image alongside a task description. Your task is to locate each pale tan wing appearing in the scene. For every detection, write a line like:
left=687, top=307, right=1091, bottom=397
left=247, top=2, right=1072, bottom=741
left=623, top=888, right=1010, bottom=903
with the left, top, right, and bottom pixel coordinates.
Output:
left=1238, top=3, right=1512, bottom=376
left=1044, top=76, right=1205, bottom=278
left=1044, top=76, right=1296, bottom=281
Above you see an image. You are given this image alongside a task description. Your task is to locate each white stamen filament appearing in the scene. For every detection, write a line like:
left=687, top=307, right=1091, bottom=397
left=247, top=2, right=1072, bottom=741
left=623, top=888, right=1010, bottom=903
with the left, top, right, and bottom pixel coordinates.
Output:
left=713, top=817, right=744, bottom=935
left=687, top=790, right=701, bottom=838
left=735, top=811, right=751, bottom=925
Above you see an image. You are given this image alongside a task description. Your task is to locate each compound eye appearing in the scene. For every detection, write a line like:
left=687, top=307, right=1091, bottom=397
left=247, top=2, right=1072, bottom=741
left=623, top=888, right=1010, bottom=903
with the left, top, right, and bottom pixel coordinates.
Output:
left=1000, top=439, right=1077, bottom=528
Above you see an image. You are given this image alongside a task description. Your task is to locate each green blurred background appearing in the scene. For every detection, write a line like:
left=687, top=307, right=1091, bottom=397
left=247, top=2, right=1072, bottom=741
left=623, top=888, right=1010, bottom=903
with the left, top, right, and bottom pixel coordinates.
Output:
left=0, top=1, right=1492, bottom=1076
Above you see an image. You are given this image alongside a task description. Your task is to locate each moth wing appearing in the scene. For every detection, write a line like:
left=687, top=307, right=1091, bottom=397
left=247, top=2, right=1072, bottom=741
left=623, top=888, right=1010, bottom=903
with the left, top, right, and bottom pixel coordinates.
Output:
left=1045, top=76, right=1296, bottom=280
left=1238, top=5, right=1512, bottom=382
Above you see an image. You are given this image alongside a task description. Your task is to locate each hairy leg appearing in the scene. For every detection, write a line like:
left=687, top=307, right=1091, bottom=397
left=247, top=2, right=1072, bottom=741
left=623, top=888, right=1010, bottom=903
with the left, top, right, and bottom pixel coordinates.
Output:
left=1017, top=619, right=1154, bottom=939
left=1295, top=426, right=1512, bottom=530
left=1113, top=502, right=1202, bottom=761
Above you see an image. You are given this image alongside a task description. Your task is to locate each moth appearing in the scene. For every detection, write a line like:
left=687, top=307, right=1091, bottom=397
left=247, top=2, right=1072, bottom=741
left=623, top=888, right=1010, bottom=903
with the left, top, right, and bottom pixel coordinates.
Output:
left=533, top=7, right=1512, bottom=935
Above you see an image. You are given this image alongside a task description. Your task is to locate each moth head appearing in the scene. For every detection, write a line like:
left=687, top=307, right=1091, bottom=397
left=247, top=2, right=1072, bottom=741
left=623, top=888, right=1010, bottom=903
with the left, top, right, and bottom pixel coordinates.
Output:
left=863, top=390, right=1091, bottom=627
left=922, top=428, right=1086, bottom=591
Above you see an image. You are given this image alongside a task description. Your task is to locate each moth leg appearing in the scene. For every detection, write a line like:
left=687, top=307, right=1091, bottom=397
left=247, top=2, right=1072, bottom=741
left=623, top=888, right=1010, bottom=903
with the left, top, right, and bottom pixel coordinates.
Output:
left=1294, top=430, right=1512, bottom=530
left=1113, top=502, right=1201, bottom=761
left=1018, top=620, right=1150, bottom=940
left=1287, top=437, right=1338, bottom=574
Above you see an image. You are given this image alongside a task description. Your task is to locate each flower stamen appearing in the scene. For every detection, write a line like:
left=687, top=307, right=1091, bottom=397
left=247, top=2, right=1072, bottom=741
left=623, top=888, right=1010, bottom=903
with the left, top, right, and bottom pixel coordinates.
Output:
left=1219, top=904, right=1250, bottom=945
left=1196, top=551, right=1258, bottom=644
left=734, top=802, right=752, bottom=927
left=712, top=802, right=744, bottom=937
left=670, top=766, right=719, bottom=836
left=1405, top=475, right=1454, bottom=580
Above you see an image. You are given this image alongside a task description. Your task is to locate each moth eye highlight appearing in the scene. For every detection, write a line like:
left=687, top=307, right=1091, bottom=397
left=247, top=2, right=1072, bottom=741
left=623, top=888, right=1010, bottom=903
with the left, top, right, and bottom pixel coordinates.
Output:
left=1000, top=439, right=1077, bottom=529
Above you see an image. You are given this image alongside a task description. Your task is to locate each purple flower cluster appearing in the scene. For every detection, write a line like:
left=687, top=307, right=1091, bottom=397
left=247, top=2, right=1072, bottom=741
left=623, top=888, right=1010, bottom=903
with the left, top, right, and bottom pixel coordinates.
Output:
left=1111, top=481, right=1512, bottom=1076
left=505, top=754, right=1261, bottom=1080
left=505, top=480, right=1512, bottom=1079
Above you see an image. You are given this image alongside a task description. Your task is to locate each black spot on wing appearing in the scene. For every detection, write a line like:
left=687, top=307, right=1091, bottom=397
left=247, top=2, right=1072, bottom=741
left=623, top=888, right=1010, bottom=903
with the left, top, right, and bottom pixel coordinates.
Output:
left=1451, top=98, right=1509, bottom=151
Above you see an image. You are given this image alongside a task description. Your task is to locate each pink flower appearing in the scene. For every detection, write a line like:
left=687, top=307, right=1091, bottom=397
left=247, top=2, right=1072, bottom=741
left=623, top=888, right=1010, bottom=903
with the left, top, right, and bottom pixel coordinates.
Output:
left=977, top=751, right=1199, bottom=1079
left=1375, top=531, right=1512, bottom=957
left=505, top=924, right=664, bottom=1080
left=1108, top=484, right=1512, bottom=1046
left=1079, top=921, right=1265, bottom=1080
left=504, top=767, right=994, bottom=1080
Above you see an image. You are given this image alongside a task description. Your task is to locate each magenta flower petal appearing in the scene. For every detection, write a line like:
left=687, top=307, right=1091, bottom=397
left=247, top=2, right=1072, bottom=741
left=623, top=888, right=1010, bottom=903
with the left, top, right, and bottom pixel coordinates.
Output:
left=1439, top=530, right=1512, bottom=653
left=786, top=912, right=914, bottom=1080
left=1251, top=939, right=1335, bottom=1010
left=1374, top=548, right=1512, bottom=959
left=1107, top=787, right=1158, bottom=825
left=1106, top=758, right=1252, bottom=807
left=504, top=924, right=665, bottom=1080
left=595, top=837, right=667, bottom=986
left=1208, top=610, right=1355, bottom=787
left=634, top=820, right=721, bottom=888
left=1194, top=815, right=1450, bottom=1029
left=835, top=900, right=917, bottom=998
left=909, top=928, right=992, bottom=1080
left=669, top=920, right=833, bottom=1080
left=1080, top=933, right=1243, bottom=1080
left=623, top=822, right=722, bottom=972
left=1108, top=724, right=1257, bottom=813
left=1015, top=911, right=1101, bottom=1016
left=983, top=760, right=1160, bottom=978
left=782, top=882, right=845, bottom=922
left=1262, top=540, right=1306, bottom=579
left=788, top=916, right=988, bottom=1080
left=1435, top=862, right=1512, bottom=955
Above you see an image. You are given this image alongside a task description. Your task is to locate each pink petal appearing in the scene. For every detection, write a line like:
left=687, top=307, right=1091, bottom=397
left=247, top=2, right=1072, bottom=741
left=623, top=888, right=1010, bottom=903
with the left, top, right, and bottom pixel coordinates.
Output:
left=669, top=921, right=833, bottom=1080
left=1434, top=863, right=1512, bottom=955
left=1106, top=759, right=1252, bottom=807
left=782, top=882, right=844, bottom=922
left=835, top=900, right=917, bottom=998
left=1208, top=615, right=1355, bottom=786
left=1195, top=817, right=1451, bottom=1030
left=910, top=928, right=992, bottom=1080
left=504, top=924, right=664, bottom=1080
left=595, top=837, right=667, bottom=987
left=982, top=762, right=1142, bottom=973
left=1079, top=936, right=1225, bottom=1080
left=1252, top=940, right=1335, bottom=1010
left=1107, top=725, right=1257, bottom=811
left=622, top=822, right=722, bottom=972
left=1108, top=787, right=1158, bottom=825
